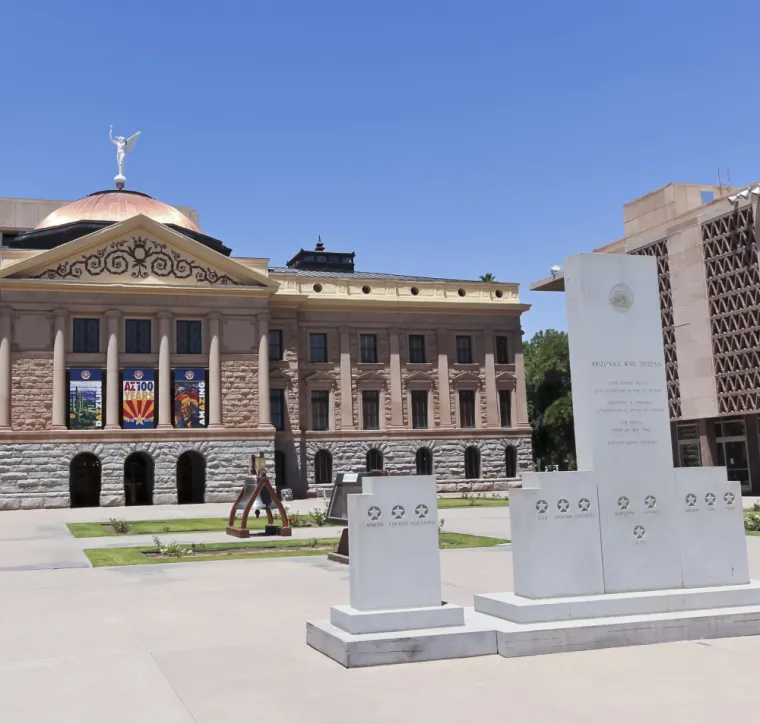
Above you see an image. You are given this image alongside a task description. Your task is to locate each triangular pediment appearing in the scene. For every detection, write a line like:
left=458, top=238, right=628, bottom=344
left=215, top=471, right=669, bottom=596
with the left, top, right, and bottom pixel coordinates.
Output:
left=405, top=370, right=436, bottom=385
left=303, top=370, right=336, bottom=386
left=495, top=370, right=516, bottom=384
left=1, top=215, right=276, bottom=291
left=356, top=370, right=388, bottom=388
left=451, top=370, right=481, bottom=385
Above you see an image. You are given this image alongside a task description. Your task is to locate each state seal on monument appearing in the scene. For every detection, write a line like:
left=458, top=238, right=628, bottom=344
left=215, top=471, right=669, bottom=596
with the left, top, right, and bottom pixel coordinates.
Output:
left=609, top=283, right=634, bottom=313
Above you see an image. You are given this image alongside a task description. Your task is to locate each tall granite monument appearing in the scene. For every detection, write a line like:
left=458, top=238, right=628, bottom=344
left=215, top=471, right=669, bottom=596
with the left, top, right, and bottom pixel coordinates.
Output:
left=476, top=253, right=760, bottom=648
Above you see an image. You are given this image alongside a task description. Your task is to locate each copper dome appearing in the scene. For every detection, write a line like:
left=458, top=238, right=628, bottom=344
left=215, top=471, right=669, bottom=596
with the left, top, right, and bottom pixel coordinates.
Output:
left=35, top=190, right=201, bottom=233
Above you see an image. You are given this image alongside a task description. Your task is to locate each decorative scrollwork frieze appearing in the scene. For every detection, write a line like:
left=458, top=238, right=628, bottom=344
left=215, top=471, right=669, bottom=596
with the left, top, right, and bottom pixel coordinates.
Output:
left=31, top=236, right=240, bottom=286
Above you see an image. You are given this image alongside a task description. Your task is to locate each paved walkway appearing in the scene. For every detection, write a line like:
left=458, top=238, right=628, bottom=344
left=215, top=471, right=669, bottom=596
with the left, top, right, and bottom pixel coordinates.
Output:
left=4, top=502, right=760, bottom=723
left=1, top=529, right=760, bottom=722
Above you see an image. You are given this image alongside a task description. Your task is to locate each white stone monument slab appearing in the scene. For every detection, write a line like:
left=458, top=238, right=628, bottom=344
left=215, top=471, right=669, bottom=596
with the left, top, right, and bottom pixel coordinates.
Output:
left=510, top=472, right=604, bottom=598
left=347, top=475, right=443, bottom=610
left=307, top=475, right=497, bottom=667
left=566, top=253, right=684, bottom=591
left=596, top=471, right=683, bottom=593
left=674, top=468, right=749, bottom=588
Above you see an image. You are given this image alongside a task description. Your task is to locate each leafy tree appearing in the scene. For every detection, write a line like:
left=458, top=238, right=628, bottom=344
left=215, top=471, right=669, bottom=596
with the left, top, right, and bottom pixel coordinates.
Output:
left=479, top=273, right=496, bottom=282
left=524, top=329, right=575, bottom=470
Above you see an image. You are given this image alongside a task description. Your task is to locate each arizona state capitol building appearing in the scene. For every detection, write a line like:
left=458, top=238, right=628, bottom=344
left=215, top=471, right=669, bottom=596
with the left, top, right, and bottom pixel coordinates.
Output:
left=0, top=172, right=531, bottom=509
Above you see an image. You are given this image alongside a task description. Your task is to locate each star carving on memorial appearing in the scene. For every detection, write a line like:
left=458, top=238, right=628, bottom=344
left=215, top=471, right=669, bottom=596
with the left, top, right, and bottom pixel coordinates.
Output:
left=391, top=505, right=405, bottom=520
left=725, top=492, right=735, bottom=505
left=367, top=505, right=382, bottom=521
left=578, top=498, right=591, bottom=512
left=536, top=500, right=548, bottom=514
left=415, top=504, right=429, bottom=519
left=557, top=498, right=570, bottom=513
left=685, top=493, right=697, bottom=507
left=645, top=495, right=657, bottom=509
left=617, top=496, right=630, bottom=510
left=633, top=525, right=646, bottom=540
left=705, top=493, right=716, bottom=506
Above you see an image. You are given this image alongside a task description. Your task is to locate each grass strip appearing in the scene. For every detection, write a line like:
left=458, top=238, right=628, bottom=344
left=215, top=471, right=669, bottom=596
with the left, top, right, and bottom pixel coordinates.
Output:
left=84, top=532, right=508, bottom=567
left=69, top=498, right=508, bottom=539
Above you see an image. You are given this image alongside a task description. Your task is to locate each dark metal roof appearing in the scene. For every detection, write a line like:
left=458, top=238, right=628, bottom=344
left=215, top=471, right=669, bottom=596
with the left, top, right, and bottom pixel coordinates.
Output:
left=268, top=266, right=483, bottom=283
left=7, top=220, right=232, bottom=256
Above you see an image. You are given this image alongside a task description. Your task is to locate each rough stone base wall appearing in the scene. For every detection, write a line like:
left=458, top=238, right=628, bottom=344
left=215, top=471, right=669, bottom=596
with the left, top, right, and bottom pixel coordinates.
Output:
left=12, top=355, right=53, bottom=431
left=221, top=359, right=258, bottom=427
left=302, top=436, right=533, bottom=493
left=0, top=439, right=273, bottom=510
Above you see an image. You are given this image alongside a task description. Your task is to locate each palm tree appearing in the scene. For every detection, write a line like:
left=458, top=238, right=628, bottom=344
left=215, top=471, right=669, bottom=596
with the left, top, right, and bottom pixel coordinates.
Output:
left=479, top=273, right=496, bottom=283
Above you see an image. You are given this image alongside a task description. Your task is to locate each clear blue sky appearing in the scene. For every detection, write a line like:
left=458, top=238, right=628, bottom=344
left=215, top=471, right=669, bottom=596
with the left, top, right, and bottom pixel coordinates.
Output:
left=2, top=1, right=759, bottom=337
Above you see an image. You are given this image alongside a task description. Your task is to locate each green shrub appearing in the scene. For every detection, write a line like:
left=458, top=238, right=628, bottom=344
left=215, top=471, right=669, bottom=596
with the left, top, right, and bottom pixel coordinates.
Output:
left=745, top=513, right=760, bottom=532
left=289, top=512, right=307, bottom=528
left=109, top=518, right=132, bottom=534
left=310, top=508, right=327, bottom=527
left=151, top=535, right=189, bottom=557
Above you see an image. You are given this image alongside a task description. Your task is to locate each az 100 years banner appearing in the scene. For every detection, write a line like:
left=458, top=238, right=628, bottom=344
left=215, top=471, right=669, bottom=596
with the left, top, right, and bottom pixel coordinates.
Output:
left=122, top=369, right=155, bottom=428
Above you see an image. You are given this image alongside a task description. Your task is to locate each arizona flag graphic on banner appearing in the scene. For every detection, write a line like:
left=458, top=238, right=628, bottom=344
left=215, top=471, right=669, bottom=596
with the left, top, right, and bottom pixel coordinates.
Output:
left=122, top=369, right=155, bottom=428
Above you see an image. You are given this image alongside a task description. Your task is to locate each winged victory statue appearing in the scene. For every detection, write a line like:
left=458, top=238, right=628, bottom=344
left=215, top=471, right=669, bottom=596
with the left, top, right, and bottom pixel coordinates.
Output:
left=110, top=126, right=142, bottom=189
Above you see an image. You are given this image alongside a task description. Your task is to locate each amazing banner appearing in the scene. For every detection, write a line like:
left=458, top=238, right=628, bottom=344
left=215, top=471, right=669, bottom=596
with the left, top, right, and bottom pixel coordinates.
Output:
left=174, top=368, right=207, bottom=428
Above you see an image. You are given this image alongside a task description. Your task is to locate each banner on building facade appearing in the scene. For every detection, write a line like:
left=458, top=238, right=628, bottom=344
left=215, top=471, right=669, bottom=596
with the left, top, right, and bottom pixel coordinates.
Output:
left=69, top=369, right=103, bottom=430
left=122, top=369, right=155, bottom=429
left=174, top=368, right=207, bottom=428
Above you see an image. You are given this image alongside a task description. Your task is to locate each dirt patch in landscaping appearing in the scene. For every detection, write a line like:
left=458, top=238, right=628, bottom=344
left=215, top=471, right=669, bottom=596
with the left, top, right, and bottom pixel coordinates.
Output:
left=144, top=545, right=333, bottom=559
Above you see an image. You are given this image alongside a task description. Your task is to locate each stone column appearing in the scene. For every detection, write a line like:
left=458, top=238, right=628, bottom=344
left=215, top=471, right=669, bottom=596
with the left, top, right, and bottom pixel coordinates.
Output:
left=0, top=308, right=12, bottom=428
left=389, top=329, right=403, bottom=428
left=105, top=311, right=121, bottom=429
left=257, top=313, right=273, bottom=428
left=208, top=314, right=223, bottom=428
left=339, top=327, right=354, bottom=429
left=0, top=308, right=11, bottom=429
left=513, top=329, right=530, bottom=426
left=157, top=311, right=172, bottom=429
left=52, top=309, right=67, bottom=430
left=436, top=328, right=453, bottom=427
left=484, top=331, right=498, bottom=427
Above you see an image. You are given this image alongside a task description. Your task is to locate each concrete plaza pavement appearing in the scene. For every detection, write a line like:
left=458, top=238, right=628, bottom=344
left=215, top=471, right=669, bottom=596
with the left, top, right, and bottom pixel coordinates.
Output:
left=2, top=504, right=760, bottom=722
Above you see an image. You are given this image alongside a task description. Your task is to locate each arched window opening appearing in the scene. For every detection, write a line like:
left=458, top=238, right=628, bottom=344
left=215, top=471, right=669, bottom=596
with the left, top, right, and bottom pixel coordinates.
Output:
left=177, top=451, right=206, bottom=504
left=70, top=453, right=101, bottom=508
left=505, top=446, right=517, bottom=478
left=366, top=448, right=384, bottom=472
left=464, top=446, right=480, bottom=480
left=415, top=447, right=433, bottom=476
left=124, top=452, right=154, bottom=506
left=315, top=449, right=333, bottom=486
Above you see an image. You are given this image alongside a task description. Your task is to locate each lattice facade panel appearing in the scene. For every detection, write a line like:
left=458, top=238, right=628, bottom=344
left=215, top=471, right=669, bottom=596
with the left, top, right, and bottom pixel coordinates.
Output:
left=702, top=205, right=760, bottom=415
left=630, top=240, right=682, bottom=420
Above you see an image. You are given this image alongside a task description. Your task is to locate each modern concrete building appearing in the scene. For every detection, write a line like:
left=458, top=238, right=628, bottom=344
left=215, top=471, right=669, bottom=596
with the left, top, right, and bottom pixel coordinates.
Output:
left=0, top=187, right=531, bottom=508
left=531, top=181, right=760, bottom=494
